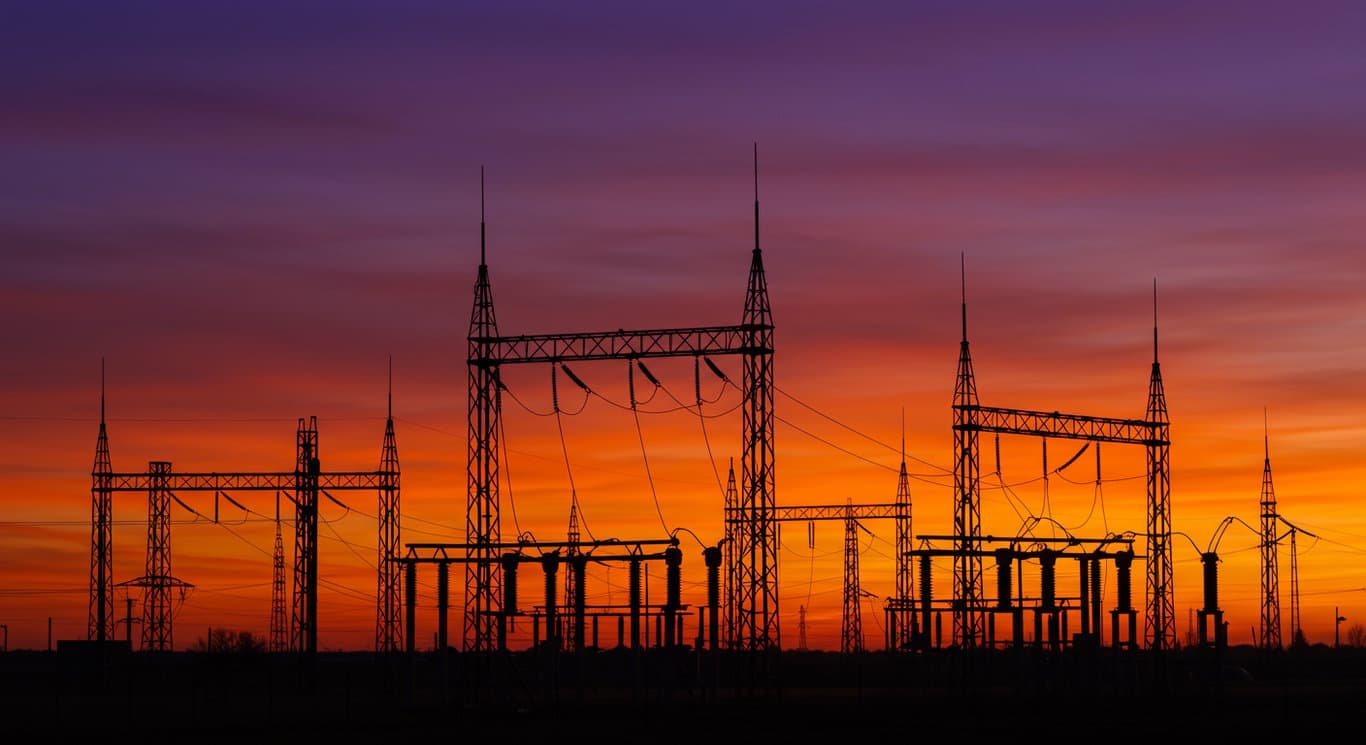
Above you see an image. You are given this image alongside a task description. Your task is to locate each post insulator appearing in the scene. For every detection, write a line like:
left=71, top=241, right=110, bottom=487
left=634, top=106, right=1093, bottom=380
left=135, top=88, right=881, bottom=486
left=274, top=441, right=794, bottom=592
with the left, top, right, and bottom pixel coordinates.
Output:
left=1039, top=550, right=1057, bottom=609
left=918, top=554, right=933, bottom=608
left=502, top=553, right=519, bottom=615
left=1115, top=550, right=1133, bottom=612
left=995, top=548, right=1013, bottom=610
left=1201, top=552, right=1219, bottom=613
left=666, top=546, right=682, bottom=610
left=703, top=546, right=722, bottom=608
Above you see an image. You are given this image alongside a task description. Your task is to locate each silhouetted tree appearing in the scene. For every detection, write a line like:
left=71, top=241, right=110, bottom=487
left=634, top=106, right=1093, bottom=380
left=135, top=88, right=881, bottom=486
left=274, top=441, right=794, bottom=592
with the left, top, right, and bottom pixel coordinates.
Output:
left=1347, top=623, right=1366, bottom=648
left=191, top=628, right=266, bottom=654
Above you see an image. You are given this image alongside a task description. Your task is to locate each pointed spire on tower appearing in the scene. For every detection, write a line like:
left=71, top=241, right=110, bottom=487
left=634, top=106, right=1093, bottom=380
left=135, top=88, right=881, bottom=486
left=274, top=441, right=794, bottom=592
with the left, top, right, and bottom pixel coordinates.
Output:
left=100, top=356, right=106, bottom=424
left=743, top=143, right=772, bottom=327
left=1153, top=278, right=1159, bottom=364
left=387, top=354, right=393, bottom=421
left=961, top=253, right=968, bottom=343
left=480, top=165, right=486, bottom=266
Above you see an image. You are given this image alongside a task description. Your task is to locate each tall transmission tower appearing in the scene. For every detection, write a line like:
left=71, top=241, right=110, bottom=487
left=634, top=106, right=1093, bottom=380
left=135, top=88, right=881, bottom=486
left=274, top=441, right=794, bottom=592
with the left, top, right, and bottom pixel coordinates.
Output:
left=1144, top=283, right=1175, bottom=651
left=465, top=167, right=503, bottom=652
left=563, top=499, right=581, bottom=648
left=841, top=500, right=866, bottom=653
left=376, top=360, right=403, bottom=653
left=892, top=417, right=914, bottom=649
left=270, top=506, right=288, bottom=652
left=290, top=416, right=320, bottom=652
left=139, top=461, right=175, bottom=650
left=464, top=152, right=776, bottom=655
left=952, top=258, right=985, bottom=646
left=89, top=361, right=115, bottom=642
left=1259, top=413, right=1281, bottom=650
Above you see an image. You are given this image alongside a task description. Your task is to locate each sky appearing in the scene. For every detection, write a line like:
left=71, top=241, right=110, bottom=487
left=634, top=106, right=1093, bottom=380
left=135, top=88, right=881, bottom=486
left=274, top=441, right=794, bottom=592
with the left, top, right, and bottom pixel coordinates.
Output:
left=3, top=0, right=1366, bottom=653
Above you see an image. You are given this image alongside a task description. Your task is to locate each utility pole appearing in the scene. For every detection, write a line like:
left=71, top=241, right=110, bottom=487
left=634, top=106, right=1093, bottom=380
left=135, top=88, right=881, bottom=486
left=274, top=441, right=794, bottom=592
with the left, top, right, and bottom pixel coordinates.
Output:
left=1336, top=607, right=1346, bottom=648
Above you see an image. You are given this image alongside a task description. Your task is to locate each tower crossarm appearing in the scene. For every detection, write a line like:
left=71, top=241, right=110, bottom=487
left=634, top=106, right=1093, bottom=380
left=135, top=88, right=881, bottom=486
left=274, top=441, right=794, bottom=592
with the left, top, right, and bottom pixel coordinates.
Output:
left=103, top=471, right=388, bottom=491
left=958, top=405, right=1167, bottom=446
left=758, top=503, right=902, bottom=522
left=472, top=324, right=769, bottom=365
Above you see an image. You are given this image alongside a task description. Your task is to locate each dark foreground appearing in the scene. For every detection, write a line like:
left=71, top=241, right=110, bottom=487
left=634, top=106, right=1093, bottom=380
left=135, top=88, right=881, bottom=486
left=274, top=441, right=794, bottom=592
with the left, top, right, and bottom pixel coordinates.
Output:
left=2, top=644, right=1363, bottom=740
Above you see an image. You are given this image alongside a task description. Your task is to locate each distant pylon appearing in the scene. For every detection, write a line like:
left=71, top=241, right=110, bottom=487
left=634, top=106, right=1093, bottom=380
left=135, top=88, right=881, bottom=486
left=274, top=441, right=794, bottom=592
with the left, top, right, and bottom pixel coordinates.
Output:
left=89, top=359, right=115, bottom=642
left=270, top=500, right=288, bottom=652
left=376, top=359, right=402, bottom=653
left=893, top=412, right=914, bottom=649
left=798, top=604, right=808, bottom=651
left=1259, top=411, right=1282, bottom=650
left=563, top=498, right=581, bottom=648
left=841, top=499, right=864, bottom=653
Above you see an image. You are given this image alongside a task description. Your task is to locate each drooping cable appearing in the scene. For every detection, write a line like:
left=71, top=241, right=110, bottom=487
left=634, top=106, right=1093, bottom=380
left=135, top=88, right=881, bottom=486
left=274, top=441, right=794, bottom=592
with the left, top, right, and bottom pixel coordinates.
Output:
left=628, top=360, right=671, bottom=536
left=553, top=364, right=596, bottom=542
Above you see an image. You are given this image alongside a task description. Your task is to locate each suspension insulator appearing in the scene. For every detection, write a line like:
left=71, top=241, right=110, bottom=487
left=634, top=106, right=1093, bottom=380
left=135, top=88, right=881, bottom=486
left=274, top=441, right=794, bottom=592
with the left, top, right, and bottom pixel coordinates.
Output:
left=1115, top=550, right=1134, bottom=611
left=1039, top=550, right=1057, bottom=609
left=1201, top=552, right=1219, bottom=612
left=502, top=553, right=519, bottom=615
left=995, top=548, right=1013, bottom=610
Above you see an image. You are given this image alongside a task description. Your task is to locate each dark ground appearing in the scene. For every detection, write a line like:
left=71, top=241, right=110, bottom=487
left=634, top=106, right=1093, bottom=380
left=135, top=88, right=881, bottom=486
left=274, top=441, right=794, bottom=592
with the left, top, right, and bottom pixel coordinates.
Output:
left=2, top=644, right=1362, bottom=741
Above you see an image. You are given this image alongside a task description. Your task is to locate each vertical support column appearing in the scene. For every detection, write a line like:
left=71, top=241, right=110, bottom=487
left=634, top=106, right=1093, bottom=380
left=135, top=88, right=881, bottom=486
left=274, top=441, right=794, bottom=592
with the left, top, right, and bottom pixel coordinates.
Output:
left=737, top=207, right=778, bottom=653
left=142, top=461, right=172, bottom=651
left=841, top=508, right=862, bottom=653
left=1145, top=308, right=1175, bottom=651
left=1259, top=434, right=1281, bottom=650
left=952, top=265, right=984, bottom=648
left=1078, top=555, right=1091, bottom=640
left=722, top=461, right=738, bottom=650
left=629, top=558, right=642, bottom=650
left=270, top=507, right=288, bottom=652
left=437, top=561, right=449, bottom=651
left=291, top=416, right=320, bottom=654
left=89, top=373, right=114, bottom=643
left=572, top=555, right=587, bottom=653
left=404, top=561, right=416, bottom=654
left=1090, top=556, right=1103, bottom=645
left=376, top=379, right=402, bottom=653
left=918, top=554, right=933, bottom=649
left=466, top=222, right=502, bottom=652
left=894, top=452, right=913, bottom=650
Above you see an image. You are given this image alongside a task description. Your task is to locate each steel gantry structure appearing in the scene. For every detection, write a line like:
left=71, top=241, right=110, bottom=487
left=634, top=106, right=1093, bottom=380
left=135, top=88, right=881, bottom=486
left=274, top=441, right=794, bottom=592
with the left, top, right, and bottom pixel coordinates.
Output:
left=89, top=404, right=402, bottom=654
left=763, top=500, right=910, bottom=653
left=465, top=160, right=776, bottom=654
left=952, top=277, right=1173, bottom=651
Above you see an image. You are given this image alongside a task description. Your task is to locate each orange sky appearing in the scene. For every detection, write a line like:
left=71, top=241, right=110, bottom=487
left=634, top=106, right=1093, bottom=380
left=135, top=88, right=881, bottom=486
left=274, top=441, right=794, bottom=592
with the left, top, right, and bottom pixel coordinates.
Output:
left=3, top=2, right=1366, bottom=653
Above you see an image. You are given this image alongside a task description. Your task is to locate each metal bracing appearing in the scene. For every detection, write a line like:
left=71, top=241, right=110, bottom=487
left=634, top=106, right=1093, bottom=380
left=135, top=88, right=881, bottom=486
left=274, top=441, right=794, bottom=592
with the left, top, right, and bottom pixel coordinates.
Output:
left=951, top=283, right=1173, bottom=651
left=376, top=379, right=402, bottom=653
left=291, top=417, right=320, bottom=653
left=765, top=502, right=901, bottom=652
left=270, top=514, right=288, bottom=652
left=1259, top=432, right=1281, bottom=650
left=89, top=369, right=114, bottom=643
left=141, top=461, right=173, bottom=650
left=893, top=452, right=914, bottom=650
left=465, top=246, right=775, bottom=653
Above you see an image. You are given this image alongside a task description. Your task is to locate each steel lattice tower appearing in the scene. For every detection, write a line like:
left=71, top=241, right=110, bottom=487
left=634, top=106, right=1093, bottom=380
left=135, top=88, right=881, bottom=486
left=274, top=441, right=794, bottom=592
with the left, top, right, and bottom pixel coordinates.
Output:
left=893, top=427, right=913, bottom=649
left=465, top=170, right=502, bottom=652
left=841, top=502, right=863, bottom=653
left=140, top=461, right=173, bottom=650
left=563, top=499, right=581, bottom=647
left=1288, top=528, right=1301, bottom=645
left=270, top=509, right=288, bottom=652
left=88, top=362, right=115, bottom=642
left=723, top=459, right=738, bottom=650
left=737, top=151, right=778, bottom=652
left=290, top=416, right=320, bottom=653
left=1144, top=290, right=1175, bottom=652
left=952, top=262, right=985, bottom=647
left=1259, top=419, right=1281, bottom=650
left=376, top=364, right=402, bottom=653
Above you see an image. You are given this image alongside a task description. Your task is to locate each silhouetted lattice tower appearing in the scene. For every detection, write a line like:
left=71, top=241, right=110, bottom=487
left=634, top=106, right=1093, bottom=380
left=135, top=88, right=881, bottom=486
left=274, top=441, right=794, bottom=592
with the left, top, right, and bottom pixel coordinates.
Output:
left=563, top=499, right=581, bottom=647
left=270, top=504, right=288, bottom=652
left=1144, top=283, right=1175, bottom=651
left=893, top=421, right=914, bottom=649
left=723, top=459, right=738, bottom=650
left=290, top=416, right=320, bottom=652
left=465, top=168, right=502, bottom=651
left=1259, top=415, right=1281, bottom=650
left=376, top=361, right=403, bottom=653
left=841, top=500, right=864, bottom=653
left=140, top=461, right=173, bottom=650
left=952, top=258, right=985, bottom=647
left=89, top=360, right=115, bottom=643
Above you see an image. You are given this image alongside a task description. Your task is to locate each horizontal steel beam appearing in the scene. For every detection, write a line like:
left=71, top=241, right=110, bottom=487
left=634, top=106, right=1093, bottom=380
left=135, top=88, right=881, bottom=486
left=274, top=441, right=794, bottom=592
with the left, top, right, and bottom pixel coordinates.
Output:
left=99, top=471, right=394, bottom=491
left=956, top=404, right=1168, bottom=445
left=471, top=323, right=772, bottom=365
left=732, top=503, right=904, bottom=522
